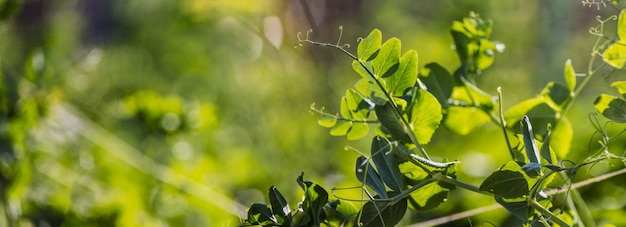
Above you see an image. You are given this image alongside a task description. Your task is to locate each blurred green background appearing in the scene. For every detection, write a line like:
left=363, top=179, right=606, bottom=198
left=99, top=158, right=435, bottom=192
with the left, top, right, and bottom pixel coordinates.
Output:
left=1, top=0, right=625, bottom=226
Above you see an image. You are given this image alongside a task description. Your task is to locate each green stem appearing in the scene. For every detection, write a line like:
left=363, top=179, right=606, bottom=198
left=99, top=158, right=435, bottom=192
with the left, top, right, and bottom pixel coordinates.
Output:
left=434, top=174, right=492, bottom=196
left=497, top=87, right=517, bottom=161
left=529, top=199, right=571, bottom=227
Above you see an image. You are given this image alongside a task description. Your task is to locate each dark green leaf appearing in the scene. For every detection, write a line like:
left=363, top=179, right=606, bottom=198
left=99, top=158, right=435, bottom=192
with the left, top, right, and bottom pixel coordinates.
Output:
left=495, top=196, right=530, bottom=221
left=358, top=29, right=382, bottom=62
left=521, top=116, right=540, bottom=165
left=372, top=38, right=401, bottom=78
left=595, top=94, right=626, bottom=123
left=539, top=129, right=556, bottom=165
left=358, top=197, right=407, bottom=227
left=375, top=103, right=409, bottom=142
left=480, top=161, right=531, bottom=199
left=247, top=203, right=278, bottom=225
left=370, top=137, right=404, bottom=192
left=541, top=82, right=571, bottom=110
left=419, top=63, right=454, bottom=108
left=356, top=156, right=388, bottom=199
left=269, top=186, right=291, bottom=223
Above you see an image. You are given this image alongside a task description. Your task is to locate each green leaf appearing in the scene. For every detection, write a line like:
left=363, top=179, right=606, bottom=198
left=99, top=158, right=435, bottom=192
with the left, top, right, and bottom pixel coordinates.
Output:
left=539, top=129, right=556, bottom=165
left=330, top=120, right=351, bottom=136
left=352, top=60, right=375, bottom=79
left=296, top=173, right=329, bottom=226
left=407, top=181, right=453, bottom=210
left=450, top=79, right=496, bottom=110
left=375, top=103, right=409, bottom=142
left=564, top=59, right=576, bottom=92
left=594, top=94, right=626, bottom=123
left=505, top=100, right=557, bottom=137
left=358, top=29, right=382, bottom=62
left=318, top=115, right=337, bottom=128
left=409, top=89, right=442, bottom=144
left=611, top=81, right=626, bottom=99
left=551, top=117, right=572, bottom=159
left=358, top=197, right=407, bottom=227
left=602, top=42, right=626, bottom=69
left=480, top=161, right=530, bottom=199
left=420, top=63, right=454, bottom=108
left=269, top=186, right=291, bottom=223
left=356, top=156, right=388, bottom=199
left=355, top=78, right=387, bottom=105
left=372, top=38, right=401, bottom=78
left=370, top=137, right=404, bottom=192
left=540, top=82, right=571, bottom=110
left=247, top=203, right=278, bottom=225
left=324, top=200, right=358, bottom=226
left=495, top=196, right=530, bottom=221
left=475, top=39, right=496, bottom=70
left=386, top=50, right=418, bottom=96
left=618, top=9, right=626, bottom=41
left=520, top=116, right=540, bottom=165
left=444, top=106, right=491, bottom=135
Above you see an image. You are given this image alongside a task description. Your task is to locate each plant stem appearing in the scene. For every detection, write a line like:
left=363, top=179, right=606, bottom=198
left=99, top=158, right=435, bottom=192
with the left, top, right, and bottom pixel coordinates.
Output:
left=497, top=87, right=517, bottom=161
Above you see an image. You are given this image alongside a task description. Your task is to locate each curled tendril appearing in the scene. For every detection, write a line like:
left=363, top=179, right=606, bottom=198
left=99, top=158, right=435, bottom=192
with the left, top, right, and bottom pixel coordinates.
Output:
left=295, top=27, right=352, bottom=49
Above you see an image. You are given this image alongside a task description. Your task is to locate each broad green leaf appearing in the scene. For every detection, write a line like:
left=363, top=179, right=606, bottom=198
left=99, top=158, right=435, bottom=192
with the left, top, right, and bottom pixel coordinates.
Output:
left=551, top=117, right=572, bottom=159
left=358, top=29, right=382, bottom=62
left=371, top=137, right=404, bottom=192
left=358, top=196, right=407, bottom=227
left=505, top=100, right=557, bottom=137
left=355, top=156, right=388, bottom=199
left=347, top=122, right=369, bottom=140
left=602, top=42, right=626, bottom=69
left=409, top=89, right=442, bottom=144
left=372, top=38, right=401, bottom=78
left=450, top=79, right=496, bottom=110
left=355, top=78, right=387, bottom=105
left=324, top=200, right=358, bottom=226
left=386, top=50, right=418, bottom=96
left=495, top=196, right=530, bottom=221
left=352, top=60, right=375, bottom=79
left=407, top=181, right=453, bottom=210
left=420, top=63, right=454, bottom=108
left=269, top=186, right=291, bottom=223
left=480, top=161, right=530, bottom=199
left=444, top=106, right=491, bottom=135
left=399, top=161, right=429, bottom=182
left=611, top=81, right=626, bottom=99
left=375, top=103, right=409, bottom=142
left=296, top=173, right=329, bottom=226
left=594, top=94, right=626, bottom=123
left=564, top=59, right=576, bottom=92
left=540, top=82, right=571, bottom=110
left=247, top=203, right=278, bottom=225
left=618, top=9, right=626, bottom=41
left=539, top=129, right=557, bottom=165
left=346, top=89, right=369, bottom=119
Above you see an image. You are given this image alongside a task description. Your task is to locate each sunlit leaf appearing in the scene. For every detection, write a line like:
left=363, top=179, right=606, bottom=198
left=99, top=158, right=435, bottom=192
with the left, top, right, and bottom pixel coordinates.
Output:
left=373, top=38, right=401, bottom=78
left=611, top=81, right=626, bottom=99
left=355, top=156, right=388, bottom=199
left=564, top=59, right=576, bottom=92
left=408, top=181, right=452, bottom=210
left=330, top=120, right=351, bottom=136
left=318, top=115, right=337, bottom=128
left=551, top=117, right=572, bottom=159
left=505, top=100, right=557, bottom=137
left=420, top=63, right=454, bottom=108
left=355, top=78, right=387, bottom=105
left=594, top=94, right=626, bottom=123
left=324, top=200, right=358, bottom=226
left=352, top=60, right=375, bottom=79
left=386, top=50, right=418, bottom=96
left=358, top=196, right=407, bottom=227
left=409, top=89, right=442, bottom=144
left=475, top=39, right=496, bottom=70
left=602, top=42, right=626, bottom=69
left=358, top=29, right=382, bottom=62
left=347, top=122, right=369, bottom=140
left=370, top=137, right=404, bottom=192
left=444, top=106, right=491, bottom=135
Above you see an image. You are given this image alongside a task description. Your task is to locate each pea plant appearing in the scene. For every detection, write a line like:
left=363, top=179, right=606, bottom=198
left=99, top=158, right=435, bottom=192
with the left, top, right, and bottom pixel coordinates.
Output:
left=242, top=7, right=626, bottom=227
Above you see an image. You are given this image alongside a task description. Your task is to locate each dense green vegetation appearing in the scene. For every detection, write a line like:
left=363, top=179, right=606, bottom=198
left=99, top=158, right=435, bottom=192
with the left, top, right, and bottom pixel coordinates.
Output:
left=1, top=1, right=626, bottom=226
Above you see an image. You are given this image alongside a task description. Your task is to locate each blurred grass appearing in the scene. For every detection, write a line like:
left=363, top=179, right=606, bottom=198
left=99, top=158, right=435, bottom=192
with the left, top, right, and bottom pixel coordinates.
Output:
left=0, top=0, right=625, bottom=226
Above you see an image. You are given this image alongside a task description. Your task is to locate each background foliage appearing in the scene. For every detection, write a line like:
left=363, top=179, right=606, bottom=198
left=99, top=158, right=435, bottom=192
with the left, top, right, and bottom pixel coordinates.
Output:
left=1, top=0, right=625, bottom=226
